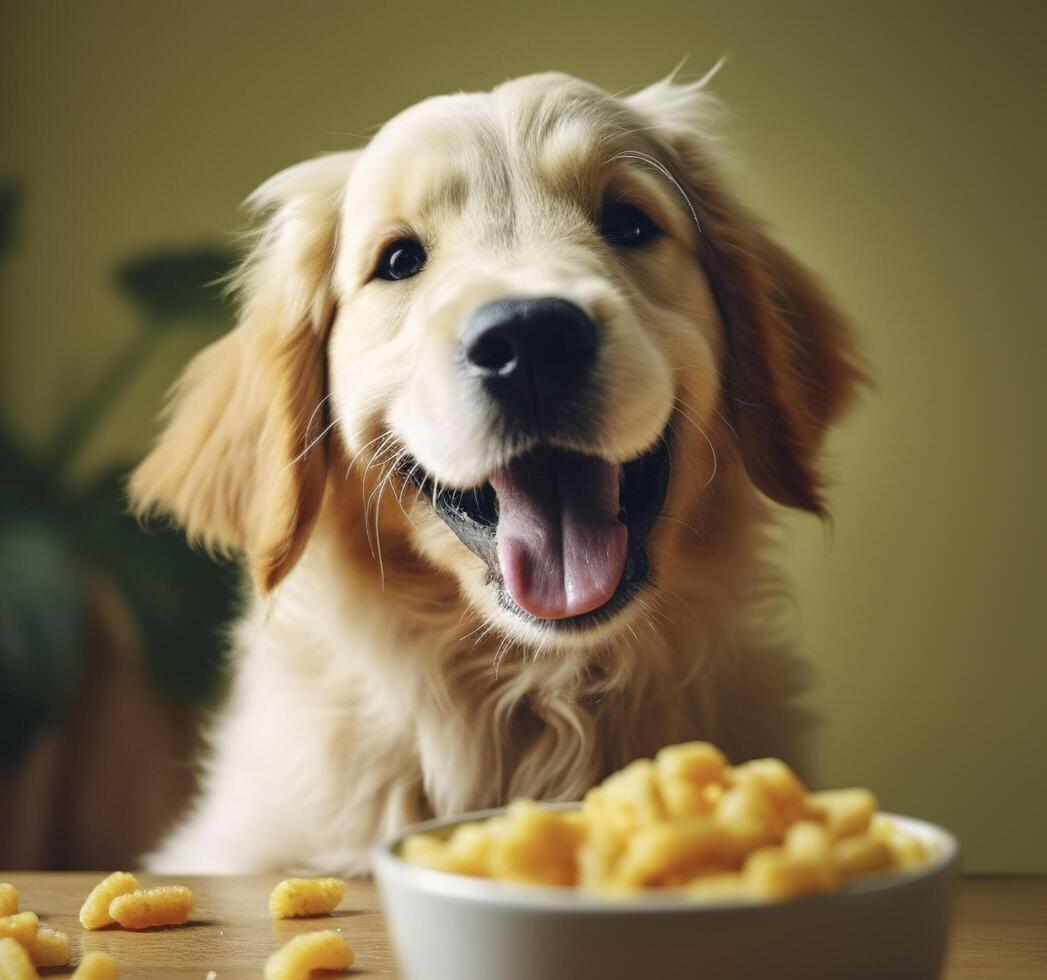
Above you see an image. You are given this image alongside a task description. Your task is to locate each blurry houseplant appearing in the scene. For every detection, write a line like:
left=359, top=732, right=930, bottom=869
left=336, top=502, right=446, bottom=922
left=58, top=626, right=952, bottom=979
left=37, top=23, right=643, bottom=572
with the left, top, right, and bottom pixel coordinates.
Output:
left=0, top=178, right=240, bottom=864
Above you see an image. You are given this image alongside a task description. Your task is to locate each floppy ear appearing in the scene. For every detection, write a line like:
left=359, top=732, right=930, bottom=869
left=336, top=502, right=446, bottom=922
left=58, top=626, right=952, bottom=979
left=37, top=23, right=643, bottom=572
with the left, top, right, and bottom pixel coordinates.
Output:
left=706, top=225, right=864, bottom=515
left=628, top=76, right=866, bottom=515
left=130, top=151, right=358, bottom=591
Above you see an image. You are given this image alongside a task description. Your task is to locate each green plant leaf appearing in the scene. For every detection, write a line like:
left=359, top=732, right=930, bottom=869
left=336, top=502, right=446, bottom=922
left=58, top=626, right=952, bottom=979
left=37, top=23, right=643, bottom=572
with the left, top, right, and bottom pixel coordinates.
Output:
left=69, top=467, right=239, bottom=705
left=0, top=424, right=54, bottom=518
left=114, top=243, right=240, bottom=327
left=0, top=519, right=85, bottom=770
left=0, top=178, right=21, bottom=260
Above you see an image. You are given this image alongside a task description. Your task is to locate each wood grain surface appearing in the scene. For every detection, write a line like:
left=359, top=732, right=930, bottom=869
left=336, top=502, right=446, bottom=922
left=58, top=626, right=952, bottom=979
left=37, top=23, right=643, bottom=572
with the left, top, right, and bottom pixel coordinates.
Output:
left=3, top=872, right=1044, bottom=978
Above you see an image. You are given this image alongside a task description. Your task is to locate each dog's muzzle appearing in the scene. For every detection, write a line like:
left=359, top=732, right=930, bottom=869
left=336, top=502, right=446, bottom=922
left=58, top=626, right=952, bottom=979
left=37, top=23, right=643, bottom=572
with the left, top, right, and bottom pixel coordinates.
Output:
left=406, top=295, right=671, bottom=629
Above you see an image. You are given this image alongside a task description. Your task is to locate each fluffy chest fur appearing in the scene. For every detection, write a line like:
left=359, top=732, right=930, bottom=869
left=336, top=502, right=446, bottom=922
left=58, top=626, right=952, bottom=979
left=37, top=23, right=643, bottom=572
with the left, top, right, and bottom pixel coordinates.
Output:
left=148, top=475, right=809, bottom=875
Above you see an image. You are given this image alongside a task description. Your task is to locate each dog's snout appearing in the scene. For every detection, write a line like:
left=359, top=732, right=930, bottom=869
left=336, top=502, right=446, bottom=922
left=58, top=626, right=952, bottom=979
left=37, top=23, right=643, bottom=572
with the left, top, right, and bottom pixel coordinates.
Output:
left=461, top=297, right=597, bottom=414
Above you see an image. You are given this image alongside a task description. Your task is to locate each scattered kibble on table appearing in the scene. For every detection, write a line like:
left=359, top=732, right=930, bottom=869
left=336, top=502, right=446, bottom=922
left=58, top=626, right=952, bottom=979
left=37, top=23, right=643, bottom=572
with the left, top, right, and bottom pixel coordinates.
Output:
left=7, top=874, right=360, bottom=977
left=79, top=872, right=138, bottom=930
left=0, top=883, right=17, bottom=916
left=109, top=886, right=194, bottom=930
left=269, top=877, right=346, bottom=918
left=0, top=936, right=36, bottom=980
left=71, top=950, right=119, bottom=979
left=28, top=925, right=71, bottom=966
left=265, top=929, right=354, bottom=980
left=0, top=911, right=38, bottom=946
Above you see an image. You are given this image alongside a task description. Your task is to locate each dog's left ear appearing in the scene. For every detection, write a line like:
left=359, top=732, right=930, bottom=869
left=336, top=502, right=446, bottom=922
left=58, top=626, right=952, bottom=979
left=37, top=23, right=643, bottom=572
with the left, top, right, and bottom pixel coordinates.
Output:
left=628, top=76, right=866, bottom=515
left=130, top=151, right=357, bottom=591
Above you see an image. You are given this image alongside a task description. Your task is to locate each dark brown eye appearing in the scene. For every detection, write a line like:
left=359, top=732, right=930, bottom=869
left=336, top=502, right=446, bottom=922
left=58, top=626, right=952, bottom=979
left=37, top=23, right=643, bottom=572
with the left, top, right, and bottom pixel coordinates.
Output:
left=600, top=203, right=661, bottom=248
left=375, top=238, right=427, bottom=281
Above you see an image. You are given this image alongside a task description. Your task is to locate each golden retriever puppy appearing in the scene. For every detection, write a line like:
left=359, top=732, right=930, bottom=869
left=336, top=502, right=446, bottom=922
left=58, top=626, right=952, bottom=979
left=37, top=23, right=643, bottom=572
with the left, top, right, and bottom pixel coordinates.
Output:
left=131, top=70, right=862, bottom=873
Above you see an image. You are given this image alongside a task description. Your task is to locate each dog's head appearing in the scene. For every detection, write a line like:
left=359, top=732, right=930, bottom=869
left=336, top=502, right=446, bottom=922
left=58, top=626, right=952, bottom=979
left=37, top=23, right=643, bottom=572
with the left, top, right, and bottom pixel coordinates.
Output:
left=132, top=71, right=862, bottom=647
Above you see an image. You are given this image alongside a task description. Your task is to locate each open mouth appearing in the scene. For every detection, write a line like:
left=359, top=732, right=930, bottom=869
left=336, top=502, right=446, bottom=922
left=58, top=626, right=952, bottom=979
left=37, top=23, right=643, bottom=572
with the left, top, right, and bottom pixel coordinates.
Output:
left=408, top=437, right=670, bottom=629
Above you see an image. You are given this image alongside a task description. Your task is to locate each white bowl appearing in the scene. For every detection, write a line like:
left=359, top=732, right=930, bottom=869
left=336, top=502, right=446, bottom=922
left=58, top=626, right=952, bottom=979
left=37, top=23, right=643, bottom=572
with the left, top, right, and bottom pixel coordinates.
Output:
left=373, top=805, right=958, bottom=980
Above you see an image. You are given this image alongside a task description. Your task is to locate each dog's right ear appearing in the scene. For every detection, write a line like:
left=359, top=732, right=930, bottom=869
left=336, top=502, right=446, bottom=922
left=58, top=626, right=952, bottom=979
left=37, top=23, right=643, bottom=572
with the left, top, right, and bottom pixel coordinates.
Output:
left=629, top=75, right=866, bottom=515
left=130, top=151, right=358, bottom=592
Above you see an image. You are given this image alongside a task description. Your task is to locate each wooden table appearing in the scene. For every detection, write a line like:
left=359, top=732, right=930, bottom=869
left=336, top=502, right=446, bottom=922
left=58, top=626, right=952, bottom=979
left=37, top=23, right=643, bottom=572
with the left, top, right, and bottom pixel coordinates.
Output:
left=4, top=873, right=1045, bottom=978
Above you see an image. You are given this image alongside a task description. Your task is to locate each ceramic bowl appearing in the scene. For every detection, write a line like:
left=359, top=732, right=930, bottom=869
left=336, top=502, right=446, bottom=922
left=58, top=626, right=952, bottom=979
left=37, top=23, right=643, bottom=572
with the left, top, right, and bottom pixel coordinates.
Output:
left=374, top=806, right=958, bottom=980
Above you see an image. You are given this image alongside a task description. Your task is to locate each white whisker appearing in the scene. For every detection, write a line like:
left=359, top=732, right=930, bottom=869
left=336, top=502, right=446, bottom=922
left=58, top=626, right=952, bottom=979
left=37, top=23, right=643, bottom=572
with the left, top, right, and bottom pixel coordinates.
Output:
left=603, top=149, right=703, bottom=236
left=672, top=398, right=720, bottom=489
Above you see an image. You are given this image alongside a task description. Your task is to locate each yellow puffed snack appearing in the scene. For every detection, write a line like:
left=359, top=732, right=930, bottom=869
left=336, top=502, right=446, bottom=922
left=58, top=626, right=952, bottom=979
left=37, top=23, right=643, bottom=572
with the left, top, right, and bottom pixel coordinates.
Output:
left=401, top=740, right=930, bottom=901
left=71, top=951, right=118, bottom=980
left=743, top=821, right=839, bottom=900
left=614, top=817, right=730, bottom=889
left=264, top=929, right=354, bottom=980
left=872, top=814, right=928, bottom=868
left=109, top=886, right=193, bottom=929
left=832, top=833, right=894, bottom=877
left=588, top=759, right=668, bottom=831
left=684, top=871, right=750, bottom=901
left=714, top=782, right=784, bottom=855
left=806, top=788, right=877, bottom=840
left=487, top=802, right=586, bottom=887
left=654, top=741, right=727, bottom=818
left=0, top=911, right=38, bottom=945
left=402, top=822, right=494, bottom=878
left=576, top=815, right=629, bottom=891
left=27, top=926, right=71, bottom=967
left=79, top=872, right=138, bottom=930
left=0, top=936, right=36, bottom=980
left=269, top=878, right=346, bottom=918
left=731, top=758, right=808, bottom=826
left=0, top=883, right=17, bottom=916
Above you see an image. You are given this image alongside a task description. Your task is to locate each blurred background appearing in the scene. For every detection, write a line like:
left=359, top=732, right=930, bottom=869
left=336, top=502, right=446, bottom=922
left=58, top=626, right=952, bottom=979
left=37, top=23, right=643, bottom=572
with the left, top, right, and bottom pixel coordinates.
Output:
left=1, top=1, right=1043, bottom=872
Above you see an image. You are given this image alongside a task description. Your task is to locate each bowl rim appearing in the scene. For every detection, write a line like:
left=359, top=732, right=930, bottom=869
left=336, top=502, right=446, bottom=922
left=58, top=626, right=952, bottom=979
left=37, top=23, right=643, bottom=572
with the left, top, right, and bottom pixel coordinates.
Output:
left=372, top=804, right=959, bottom=913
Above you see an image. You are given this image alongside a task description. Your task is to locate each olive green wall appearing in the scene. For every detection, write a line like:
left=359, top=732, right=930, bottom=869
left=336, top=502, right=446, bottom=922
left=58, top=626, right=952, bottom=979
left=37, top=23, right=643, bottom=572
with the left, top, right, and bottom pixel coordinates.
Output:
left=2, top=1, right=1044, bottom=871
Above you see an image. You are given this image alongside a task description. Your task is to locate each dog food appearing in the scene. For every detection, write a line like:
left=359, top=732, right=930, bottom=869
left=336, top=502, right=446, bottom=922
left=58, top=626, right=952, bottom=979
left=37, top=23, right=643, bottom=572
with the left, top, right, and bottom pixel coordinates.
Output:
left=28, top=926, right=70, bottom=967
left=0, top=884, right=17, bottom=917
left=402, top=741, right=927, bottom=900
left=72, top=951, right=119, bottom=979
left=0, top=912, right=37, bottom=946
left=0, top=937, right=35, bottom=980
left=80, top=872, right=138, bottom=930
left=269, top=878, right=345, bottom=918
left=109, top=886, right=193, bottom=929
left=264, top=929, right=354, bottom=980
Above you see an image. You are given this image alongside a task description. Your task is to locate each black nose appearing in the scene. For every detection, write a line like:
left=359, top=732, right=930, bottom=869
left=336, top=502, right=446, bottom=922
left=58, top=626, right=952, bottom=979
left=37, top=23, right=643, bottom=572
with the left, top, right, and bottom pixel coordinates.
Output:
left=461, top=297, right=597, bottom=418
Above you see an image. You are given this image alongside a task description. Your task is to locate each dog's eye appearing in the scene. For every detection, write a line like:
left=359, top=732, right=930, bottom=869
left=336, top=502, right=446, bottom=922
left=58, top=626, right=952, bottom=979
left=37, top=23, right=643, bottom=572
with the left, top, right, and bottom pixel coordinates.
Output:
left=600, top=203, right=660, bottom=248
left=375, top=238, right=427, bottom=281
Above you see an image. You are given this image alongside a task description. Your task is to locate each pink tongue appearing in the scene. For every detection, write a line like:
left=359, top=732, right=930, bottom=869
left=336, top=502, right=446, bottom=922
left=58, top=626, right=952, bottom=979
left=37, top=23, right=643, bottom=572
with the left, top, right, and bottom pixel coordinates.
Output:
left=489, top=450, right=627, bottom=620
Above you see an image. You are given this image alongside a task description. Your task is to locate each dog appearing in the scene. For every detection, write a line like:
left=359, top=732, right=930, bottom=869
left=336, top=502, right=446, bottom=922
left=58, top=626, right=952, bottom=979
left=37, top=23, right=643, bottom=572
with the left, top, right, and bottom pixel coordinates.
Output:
left=130, top=70, right=862, bottom=874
